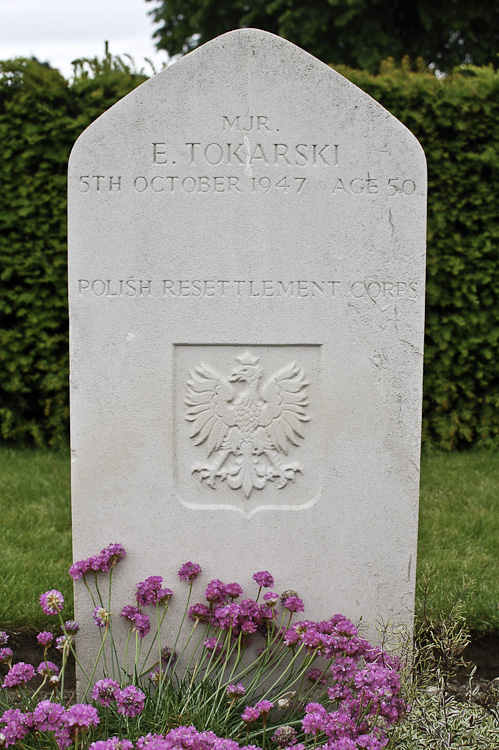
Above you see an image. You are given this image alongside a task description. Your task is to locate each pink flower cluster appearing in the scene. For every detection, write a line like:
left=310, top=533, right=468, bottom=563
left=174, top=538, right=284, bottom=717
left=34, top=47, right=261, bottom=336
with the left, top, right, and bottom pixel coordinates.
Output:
left=252, top=571, right=274, bottom=588
left=212, top=599, right=275, bottom=636
left=118, top=573, right=176, bottom=640
left=39, top=590, right=64, bottom=616
left=0, top=685, right=146, bottom=748
left=241, top=701, right=274, bottom=724
left=37, top=631, right=53, bottom=646
left=0, top=648, right=12, bottom=664
left=186, top=572, right=286, bottom=638
left=0, top=702, right=99, bottom=748
left=227, top=682, right=246, bottom=697
left=281, top=614, right=373, bottom=659
left=120, top=605, right=151, bottom=638
left=92, top=679, right=146, bottom=718
left=178, top=561, right=202, bottom=582
left=300, top=656, right=408, bottom=749
left=136, top=576, right=173, bottom=606
left=89, top=739, right=133, bottom=750
left=37, top=660, right=59, bottom=677
left=69, top=543, right=126, bottom=580
left=133, top=725, right=263, bottom=750
left=2, top=662, right=36, bottom=688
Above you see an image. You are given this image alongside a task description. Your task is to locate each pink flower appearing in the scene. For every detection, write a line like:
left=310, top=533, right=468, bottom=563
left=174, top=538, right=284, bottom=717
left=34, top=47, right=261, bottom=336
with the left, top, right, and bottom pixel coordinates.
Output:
left=93, top=606, right=111, bottom=628
left=241, top=620, right=257, bottom=634
left=136, top=733, right=168, bottom=749
left=263, top=591, right=279, bottom=605
left=2, top=662, right=36, bottom=688
left=0, top=632, right=8, bottom=645
left=0, top=648, right=12, bottom=664
left=0, top=708, right=33, bottom=745
left=225, top=582, right=243, bottom=599
left=307, top=667, right=328, bottom=684
left=39, top=589, right=64, bottom=615
left=133, top=613, right=151, bottom=638
left=89, top=740, right=133, bottom=750
left=69, top=559, right=91, bottom=580
left=282, top=629, right=300, bottom=647
left=64, top=703, right=99, bottom=731
left=252, top=571, right=274, bottom=588
left=203, top=637, right=225, bottom=656
left=227, top=683, right=246, bottom=697
left=205, top=579, right=227, bottom=604
left=36, top=631, right=54, bottom=646
left=92, top=678, right=120, bottom=706
left=188, top=603, right=211, bottom=622
left=33, top=700, right=65, bottom=731
left=63, top=621, right=80, bottom=635
left=283, top=595, right=304, bottom=613
left=69, top=543, right=125, bottom=580
left=116, top=685, right=145, bottom=717
left=241, top=706, right=260, bottom=724
left=178, top=562, right=202, bottom=582
left=301, top=703, right=327, bottom=735
left=37, top=660, right=59, bottom=677
left=100, top=543, right=126, bottom=569
left=121, top=605, right=140, bottom=621
left=120, top=606, right=150, bottom=638
left=56, top=634, right=74, bottom=651
left=136, top=576, right=173, bottom=606
left=255, top=700, right=274, bottom=715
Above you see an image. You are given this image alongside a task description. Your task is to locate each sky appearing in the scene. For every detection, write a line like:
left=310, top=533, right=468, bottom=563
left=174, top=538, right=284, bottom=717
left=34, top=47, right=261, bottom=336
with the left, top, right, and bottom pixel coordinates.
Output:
left=0, top=0, right=169, bottom=78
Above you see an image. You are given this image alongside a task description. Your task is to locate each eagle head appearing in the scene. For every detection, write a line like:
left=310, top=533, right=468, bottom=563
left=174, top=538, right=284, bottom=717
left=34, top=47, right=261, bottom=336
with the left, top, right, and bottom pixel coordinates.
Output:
left=229, top=352, right=263, bottom=382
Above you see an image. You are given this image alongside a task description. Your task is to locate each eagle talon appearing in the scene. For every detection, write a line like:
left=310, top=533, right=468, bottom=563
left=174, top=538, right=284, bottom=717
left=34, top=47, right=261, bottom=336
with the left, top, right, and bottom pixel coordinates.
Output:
left=268, top=463, right=303, bottom=488
left=192, top=464, right=218, bottom=488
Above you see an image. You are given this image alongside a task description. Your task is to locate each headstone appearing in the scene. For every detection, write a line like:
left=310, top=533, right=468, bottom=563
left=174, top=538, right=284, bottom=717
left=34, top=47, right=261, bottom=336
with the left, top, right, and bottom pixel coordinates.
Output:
left=68, top=29, right=426, bottom=672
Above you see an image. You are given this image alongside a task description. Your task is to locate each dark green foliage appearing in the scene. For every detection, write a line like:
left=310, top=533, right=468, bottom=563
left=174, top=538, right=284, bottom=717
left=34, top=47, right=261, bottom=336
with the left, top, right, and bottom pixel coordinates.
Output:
left=0, top=55, right=146, bottom=445
left=337, top=60, right=499, bottom=449
left=145, top=0, right=499, bottom=73
left=1, top=55, right=499, bottom=449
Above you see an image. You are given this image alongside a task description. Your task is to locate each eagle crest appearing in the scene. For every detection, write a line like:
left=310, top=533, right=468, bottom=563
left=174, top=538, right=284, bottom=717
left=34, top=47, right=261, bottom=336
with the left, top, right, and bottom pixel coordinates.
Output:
left=185, top=351, right=310, bottom=498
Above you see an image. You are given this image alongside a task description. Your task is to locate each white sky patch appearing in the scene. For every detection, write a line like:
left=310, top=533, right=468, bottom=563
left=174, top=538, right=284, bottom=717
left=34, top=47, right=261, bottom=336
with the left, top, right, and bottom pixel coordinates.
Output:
left=0, top=0, right=168, bottom=78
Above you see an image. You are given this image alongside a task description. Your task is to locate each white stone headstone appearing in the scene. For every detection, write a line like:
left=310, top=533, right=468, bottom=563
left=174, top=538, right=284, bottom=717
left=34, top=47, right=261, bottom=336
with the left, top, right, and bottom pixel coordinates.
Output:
left=68, top=29, right=426, bottom=669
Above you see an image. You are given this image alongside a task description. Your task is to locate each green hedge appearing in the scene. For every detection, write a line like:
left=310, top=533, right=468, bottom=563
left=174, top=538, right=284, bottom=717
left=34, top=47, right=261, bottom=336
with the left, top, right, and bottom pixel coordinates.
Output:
left=0, top=56, right=146, bottom=445
left=339, top=60, right=499, bottom=449
left=1, top=56, right=499, bottom=449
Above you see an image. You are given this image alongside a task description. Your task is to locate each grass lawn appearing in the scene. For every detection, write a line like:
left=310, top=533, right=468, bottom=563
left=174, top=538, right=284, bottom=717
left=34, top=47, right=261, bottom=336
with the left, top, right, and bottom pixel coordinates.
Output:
left=0, top=446, right=498, bottom=633
left=417, top=449, right=499, bottom=633
left=0, top=447, right=72, bottom=631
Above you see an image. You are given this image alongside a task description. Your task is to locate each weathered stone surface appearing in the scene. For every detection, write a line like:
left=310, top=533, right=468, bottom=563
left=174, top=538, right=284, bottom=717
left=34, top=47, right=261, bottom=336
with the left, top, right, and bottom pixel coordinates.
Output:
left=68, top=29, right=426, bottom=669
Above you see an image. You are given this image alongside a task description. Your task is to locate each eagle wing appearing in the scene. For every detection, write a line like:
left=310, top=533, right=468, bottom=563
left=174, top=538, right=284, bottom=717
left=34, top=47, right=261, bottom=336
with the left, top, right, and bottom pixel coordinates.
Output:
left=185, top=363, right=238, bottom=456
left=258, top=362, right=310, bottom=454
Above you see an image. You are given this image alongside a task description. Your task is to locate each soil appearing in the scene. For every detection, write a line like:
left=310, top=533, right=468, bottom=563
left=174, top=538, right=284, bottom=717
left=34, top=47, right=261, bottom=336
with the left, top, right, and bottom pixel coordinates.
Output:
left=1, top=629, right=76, bottom=696
left=464, top=633, right=499, bottom=681
left=1, top=629, right=499, bottom=703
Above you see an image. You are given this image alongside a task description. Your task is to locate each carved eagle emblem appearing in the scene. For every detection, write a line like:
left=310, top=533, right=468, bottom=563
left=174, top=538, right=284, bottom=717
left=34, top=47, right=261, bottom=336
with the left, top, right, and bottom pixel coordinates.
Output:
left=185, top=351, right=310, bottom=498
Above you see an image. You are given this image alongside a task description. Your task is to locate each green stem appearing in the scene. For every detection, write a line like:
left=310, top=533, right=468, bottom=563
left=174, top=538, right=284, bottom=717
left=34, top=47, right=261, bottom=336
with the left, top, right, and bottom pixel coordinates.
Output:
left=107, top=568, right=119, bottom=680
left=83, top=622, right=109, bottom=701
left=58, top=613, right=91, bottom=684
left=30, top=675, right=48, bottom=701
left=122, top=627, right=132, bottom=685
left=139, top=604, right=168, bottom=678
left=83, top=576, right=97, bottom=608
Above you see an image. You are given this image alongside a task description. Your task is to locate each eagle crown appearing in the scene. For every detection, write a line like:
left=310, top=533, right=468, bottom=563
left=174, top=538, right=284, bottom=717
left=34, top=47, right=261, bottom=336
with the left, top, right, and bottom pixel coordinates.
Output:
left=228, top=352, right=263, bottom=383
